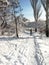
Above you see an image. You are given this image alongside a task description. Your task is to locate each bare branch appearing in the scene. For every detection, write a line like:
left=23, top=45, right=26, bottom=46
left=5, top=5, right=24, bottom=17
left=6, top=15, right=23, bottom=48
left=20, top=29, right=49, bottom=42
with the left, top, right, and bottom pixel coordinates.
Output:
left=30, top=0, right=41, bottom=20
left=41, top=0, right=46, bottom=11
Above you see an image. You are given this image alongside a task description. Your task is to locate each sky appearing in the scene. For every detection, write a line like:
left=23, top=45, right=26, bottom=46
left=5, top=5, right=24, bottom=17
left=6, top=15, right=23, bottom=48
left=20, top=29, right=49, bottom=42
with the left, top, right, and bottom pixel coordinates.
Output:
left=20, top=0, right=46, bottom=21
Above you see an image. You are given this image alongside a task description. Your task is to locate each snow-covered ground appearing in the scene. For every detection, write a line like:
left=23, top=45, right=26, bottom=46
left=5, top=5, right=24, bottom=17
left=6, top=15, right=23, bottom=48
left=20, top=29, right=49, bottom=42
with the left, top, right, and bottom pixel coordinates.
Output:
left=0, top=32, right=49, bottom=65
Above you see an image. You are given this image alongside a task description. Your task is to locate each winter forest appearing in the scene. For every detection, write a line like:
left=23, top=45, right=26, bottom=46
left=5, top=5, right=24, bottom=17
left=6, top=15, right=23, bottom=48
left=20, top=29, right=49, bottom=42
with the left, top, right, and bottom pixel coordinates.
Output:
left=0, top=0, right=49, bottom=65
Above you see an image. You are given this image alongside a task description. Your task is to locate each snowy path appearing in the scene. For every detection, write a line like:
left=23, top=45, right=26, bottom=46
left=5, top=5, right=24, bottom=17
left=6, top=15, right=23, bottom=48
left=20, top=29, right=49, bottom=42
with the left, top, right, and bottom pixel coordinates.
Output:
left=0, top=34, right=37, bottom=65
left=33, top=33, right=49, bottom=65
left=0, top=32, right=49, bottom=65
left=33, top=33, right=46, bottom=65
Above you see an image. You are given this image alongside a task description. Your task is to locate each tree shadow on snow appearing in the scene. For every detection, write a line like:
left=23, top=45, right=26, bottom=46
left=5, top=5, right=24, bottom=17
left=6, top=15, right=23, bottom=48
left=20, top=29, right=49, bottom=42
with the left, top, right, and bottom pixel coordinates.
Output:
left=0, top=36, right=18, bottom=41
left=0, top=36, right=33, bottom=41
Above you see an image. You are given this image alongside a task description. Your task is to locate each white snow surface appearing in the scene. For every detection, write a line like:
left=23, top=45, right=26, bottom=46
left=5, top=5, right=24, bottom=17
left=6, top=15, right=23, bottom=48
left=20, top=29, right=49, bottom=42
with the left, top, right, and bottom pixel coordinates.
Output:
left=0, top=32, right=49, bottom=65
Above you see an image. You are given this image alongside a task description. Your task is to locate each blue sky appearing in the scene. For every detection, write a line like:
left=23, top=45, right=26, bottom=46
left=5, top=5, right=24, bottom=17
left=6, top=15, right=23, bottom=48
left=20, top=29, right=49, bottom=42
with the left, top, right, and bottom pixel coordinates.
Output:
left=20, top=0, right=46, bottom=21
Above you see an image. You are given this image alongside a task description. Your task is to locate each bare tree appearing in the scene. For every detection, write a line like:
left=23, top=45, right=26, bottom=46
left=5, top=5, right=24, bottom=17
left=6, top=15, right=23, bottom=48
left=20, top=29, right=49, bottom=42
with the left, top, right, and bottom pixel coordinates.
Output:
left=30, top=0, right=42, bottom=32
left=7, top=0, right=20, bottom=37
left=0, top=1, right=8, bottom=35
left=41, top=0, right=49, bottom=37
left=0, top=0, right=20, bottom=37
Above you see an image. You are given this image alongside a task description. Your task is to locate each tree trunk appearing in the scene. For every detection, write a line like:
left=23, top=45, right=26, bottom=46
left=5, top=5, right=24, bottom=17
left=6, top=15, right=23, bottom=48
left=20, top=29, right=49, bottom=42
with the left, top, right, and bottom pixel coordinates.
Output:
left=35, top=19, right=37, bottom=32
left=35, top=28, right=37, bottom=32
left=46, top=21, right=49, bottom=37
left=1, top=31, right=4, bottom=35
left=46, top=0, right=49, bottom=37
left=15, top=17, right=19, bottom=38
left=30, top=29, right=32, bottom=35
